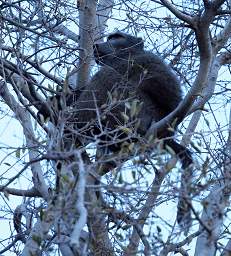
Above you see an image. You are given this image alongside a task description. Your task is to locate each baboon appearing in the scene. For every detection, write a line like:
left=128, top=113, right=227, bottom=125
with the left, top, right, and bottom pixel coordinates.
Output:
left=38, top=31, right=193, bottom=228
left=72, top=32, right=191, bottom=161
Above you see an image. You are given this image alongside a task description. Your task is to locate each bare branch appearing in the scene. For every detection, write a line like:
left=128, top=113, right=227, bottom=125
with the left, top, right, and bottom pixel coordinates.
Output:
left=147, top=5, right=215, bottom=137
left=0, top=186, right=40, bottom=197
left=189, top=52, right=228, bottom=113
left=96, top=0, right=115, bottom=40
left=194, top=108, right=231, bottom=256
left=86, top=171, right=115, bottom=256
left=0, top=15, right=63, bottom=44
left=158, top=0, right=194, bottom=26
left=0, top=81, right=49, bottom=199
left=123, top=161, right=174, bottom=255
left=221, top=240, right=231, bottom=256
left=159, top=231, right=201, bottom=256
left=21, top=210, right=55, bottom=256
left=77, top=0, right=97, bottom=88
left=70, top=152, right=87, bottom=247
left=213, top=17, right=231, bottom=53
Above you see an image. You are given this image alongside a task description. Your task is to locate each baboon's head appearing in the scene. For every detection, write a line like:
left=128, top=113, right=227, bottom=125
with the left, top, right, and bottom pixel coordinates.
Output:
left=94, top=31, right=144, bottom=66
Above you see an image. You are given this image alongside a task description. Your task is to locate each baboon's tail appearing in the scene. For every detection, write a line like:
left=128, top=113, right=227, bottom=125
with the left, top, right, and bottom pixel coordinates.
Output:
left=165, top=139, right=193, bottom=233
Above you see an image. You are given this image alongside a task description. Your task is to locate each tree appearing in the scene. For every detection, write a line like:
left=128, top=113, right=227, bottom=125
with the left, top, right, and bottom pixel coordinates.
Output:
left=0, top=0, right=231, bottom=255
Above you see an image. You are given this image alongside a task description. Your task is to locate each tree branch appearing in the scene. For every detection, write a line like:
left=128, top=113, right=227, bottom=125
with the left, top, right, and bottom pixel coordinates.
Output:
left=77, top=0, right=97, bottom=88
left=158, top=0, right=194, bottom=26
left=0, top=186, right=40, bottom=197
left=146, top=5, right=215, bottom=137
left=123, top=160, right=175, bottom=255
left=194, top=108, right=231, bottom=256
left=0, top=81, right=49, bottom=199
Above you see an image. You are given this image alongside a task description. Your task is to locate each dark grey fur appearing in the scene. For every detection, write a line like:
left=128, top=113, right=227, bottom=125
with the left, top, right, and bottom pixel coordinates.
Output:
left=72, top=32, right=183, bottom=149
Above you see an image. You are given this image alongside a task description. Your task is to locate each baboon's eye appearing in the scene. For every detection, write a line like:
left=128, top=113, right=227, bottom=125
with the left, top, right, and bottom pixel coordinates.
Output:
left=107, top=33, right=125, bottom=41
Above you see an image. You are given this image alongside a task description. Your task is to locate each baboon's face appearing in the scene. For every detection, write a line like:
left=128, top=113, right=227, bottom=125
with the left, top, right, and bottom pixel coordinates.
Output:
left=94, top=32, right=144, bottom=66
